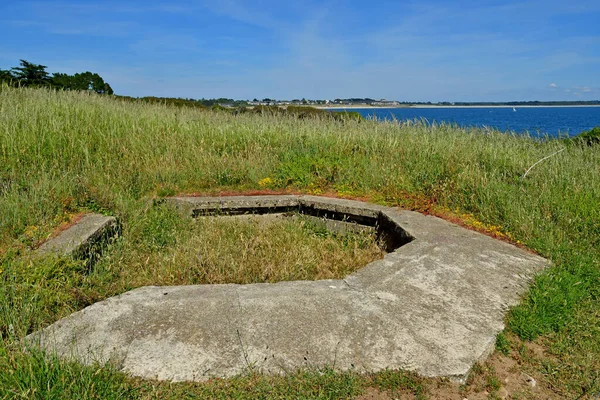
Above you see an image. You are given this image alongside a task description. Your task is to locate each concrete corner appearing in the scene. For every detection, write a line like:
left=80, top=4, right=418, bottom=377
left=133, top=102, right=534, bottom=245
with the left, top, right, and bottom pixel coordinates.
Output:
left=36, top=213, right=120, bottom=263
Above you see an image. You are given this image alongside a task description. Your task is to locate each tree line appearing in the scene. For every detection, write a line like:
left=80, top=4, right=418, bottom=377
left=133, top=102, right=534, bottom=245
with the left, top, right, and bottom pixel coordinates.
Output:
left=0, top=59, right=113, bottom=94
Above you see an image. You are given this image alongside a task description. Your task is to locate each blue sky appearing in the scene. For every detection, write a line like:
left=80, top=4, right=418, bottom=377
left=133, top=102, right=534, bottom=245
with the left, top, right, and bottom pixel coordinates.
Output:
left=1, top=0, right=599, bottom=101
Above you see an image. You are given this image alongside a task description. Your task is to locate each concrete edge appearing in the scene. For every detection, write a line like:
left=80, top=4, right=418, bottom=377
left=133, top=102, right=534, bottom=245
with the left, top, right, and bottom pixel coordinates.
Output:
left=165, top=195, right=301, bottom=216
left=35, top=213, right=120, bottom=264
left=297, top=195, right=388, bottom=219
left=165, top=195, right=389, bottom=219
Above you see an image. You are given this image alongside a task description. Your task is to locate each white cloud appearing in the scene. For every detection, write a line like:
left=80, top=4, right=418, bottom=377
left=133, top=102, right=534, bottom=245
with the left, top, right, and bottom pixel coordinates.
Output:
left=571, top=86, right=598, bottom=94
left=549, top=83, right=557, bottom=87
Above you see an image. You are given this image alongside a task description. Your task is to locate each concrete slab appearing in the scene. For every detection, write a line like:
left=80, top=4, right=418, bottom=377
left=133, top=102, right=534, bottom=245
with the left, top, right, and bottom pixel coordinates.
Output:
left=29, top=196, right=549, bottom=383
left=36, top=213, right=119, bottom=262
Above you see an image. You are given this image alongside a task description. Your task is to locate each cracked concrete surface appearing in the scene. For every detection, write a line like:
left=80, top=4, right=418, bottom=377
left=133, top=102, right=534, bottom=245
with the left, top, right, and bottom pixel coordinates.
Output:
left=29, top=196, right=549, bottom=382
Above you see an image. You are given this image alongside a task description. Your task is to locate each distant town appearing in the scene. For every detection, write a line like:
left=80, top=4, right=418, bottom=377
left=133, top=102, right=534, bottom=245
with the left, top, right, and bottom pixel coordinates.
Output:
left=111, top=96, right=600, bottom=111
left=218, top=98, right=600, bottom=108
left=247, top=98, right=402, bottom=107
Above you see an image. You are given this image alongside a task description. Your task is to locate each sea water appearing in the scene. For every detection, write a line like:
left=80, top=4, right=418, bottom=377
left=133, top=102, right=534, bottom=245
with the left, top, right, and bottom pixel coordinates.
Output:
left=331, top=106, right=600, bottom=137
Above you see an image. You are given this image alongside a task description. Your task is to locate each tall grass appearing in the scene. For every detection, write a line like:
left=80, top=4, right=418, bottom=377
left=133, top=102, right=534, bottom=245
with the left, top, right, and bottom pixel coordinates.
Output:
left=1, top=85, right=599, bottom=398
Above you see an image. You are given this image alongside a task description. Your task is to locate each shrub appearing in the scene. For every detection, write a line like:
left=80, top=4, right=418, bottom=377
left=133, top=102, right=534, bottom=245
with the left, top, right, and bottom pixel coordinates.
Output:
left=575, top=126, right=600, bottom=146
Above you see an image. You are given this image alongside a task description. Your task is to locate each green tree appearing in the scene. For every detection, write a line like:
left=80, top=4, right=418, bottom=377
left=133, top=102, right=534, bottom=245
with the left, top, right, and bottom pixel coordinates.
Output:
left=11, top=59, right=50, bottom=86
left=0, top=69, right=14, bottom=84
left=50, top=72, right=73, bottom=89
left=51, top=71, right=114, bottom=94
left=74, top=72, right=113, bottom=94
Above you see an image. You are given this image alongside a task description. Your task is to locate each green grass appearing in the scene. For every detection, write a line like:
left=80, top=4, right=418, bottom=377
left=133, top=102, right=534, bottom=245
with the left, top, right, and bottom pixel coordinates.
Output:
left=91, top=205, right=385, bottom=288
left=1, top=85, right=599, bottom=398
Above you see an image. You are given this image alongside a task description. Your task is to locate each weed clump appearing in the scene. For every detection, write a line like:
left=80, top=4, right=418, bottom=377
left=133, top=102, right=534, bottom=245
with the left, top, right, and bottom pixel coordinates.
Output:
left=574, top=126, right=600, bottom=146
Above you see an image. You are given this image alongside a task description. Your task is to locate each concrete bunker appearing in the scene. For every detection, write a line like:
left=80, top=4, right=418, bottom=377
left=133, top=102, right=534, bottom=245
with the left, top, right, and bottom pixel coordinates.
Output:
left=30, top=195, right=549, bottom=383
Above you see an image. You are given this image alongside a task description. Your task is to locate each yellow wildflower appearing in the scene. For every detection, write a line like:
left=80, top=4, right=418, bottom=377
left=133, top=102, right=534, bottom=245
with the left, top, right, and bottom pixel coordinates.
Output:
left=258, top=177, right=274, bottom=187
left=24, top=225, right=38, bottom=238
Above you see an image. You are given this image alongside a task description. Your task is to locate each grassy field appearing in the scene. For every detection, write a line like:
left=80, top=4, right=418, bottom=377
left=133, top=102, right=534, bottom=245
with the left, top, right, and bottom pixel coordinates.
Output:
left=1, top=85, right=599, bottom=399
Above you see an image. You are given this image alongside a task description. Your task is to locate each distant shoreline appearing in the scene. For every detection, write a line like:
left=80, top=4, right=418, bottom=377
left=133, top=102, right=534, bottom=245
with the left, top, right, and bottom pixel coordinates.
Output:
left=315, top=104, right=600, bottom=110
